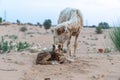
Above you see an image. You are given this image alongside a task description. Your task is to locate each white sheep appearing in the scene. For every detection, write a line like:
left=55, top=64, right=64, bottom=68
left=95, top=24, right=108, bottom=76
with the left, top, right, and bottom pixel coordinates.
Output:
left=53, top=7, right=83, bottom=58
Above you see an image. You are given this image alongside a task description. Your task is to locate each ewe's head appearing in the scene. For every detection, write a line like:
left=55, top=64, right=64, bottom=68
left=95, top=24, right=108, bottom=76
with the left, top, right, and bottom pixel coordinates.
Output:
left=53, top=25, right=68, bottom=36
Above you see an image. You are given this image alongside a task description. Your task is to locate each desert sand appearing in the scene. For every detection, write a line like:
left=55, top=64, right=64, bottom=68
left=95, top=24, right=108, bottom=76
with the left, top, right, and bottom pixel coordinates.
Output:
left=0, top=24, right=120, bottom=80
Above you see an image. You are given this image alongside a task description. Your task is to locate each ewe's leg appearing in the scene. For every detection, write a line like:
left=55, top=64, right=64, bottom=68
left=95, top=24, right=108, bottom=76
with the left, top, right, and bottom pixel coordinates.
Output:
left=73, top=34, right=79, bottom=57
left=67, top=36, right=72, bottom=58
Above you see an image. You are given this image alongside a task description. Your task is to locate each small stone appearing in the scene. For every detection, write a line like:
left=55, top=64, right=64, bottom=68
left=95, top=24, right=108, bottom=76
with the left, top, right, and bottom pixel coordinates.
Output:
left=118, top=78, right=120, bottom=80
left=111, top=63, right=114, bottom=65
left=44, top=78, right=50, bottom=80
left=101, top=74, right=104, bottom=78
left=92, top=75, right=96, bottom=79
left=18, top=62, right=25, bottom=65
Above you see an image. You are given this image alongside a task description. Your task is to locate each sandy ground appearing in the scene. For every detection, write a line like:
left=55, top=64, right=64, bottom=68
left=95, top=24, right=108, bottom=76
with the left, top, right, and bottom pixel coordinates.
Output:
left=0, top=24, right=120, bottom=80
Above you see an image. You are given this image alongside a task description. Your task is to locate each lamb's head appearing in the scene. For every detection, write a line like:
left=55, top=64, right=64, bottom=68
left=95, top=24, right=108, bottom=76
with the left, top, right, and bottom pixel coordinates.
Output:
left=52, top=43, right=63, bottom=56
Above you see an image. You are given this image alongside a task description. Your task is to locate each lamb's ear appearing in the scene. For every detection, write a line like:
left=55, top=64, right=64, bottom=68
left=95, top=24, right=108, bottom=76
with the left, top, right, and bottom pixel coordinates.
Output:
left=76, top=9, right=81, bottom=18
left=58, top=44, right=61, bottom=49
left=76, top=10, right=78, bottom=14
left=58, top=44, right=63, bottom=50
left=52, top=44, right=55, bottom=51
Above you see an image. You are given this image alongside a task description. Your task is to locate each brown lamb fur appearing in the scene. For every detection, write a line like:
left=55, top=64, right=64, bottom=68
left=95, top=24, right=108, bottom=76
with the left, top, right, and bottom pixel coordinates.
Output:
left=36, top=43, right=65, bottom=65
left=53, top=7, right=83, bottom=58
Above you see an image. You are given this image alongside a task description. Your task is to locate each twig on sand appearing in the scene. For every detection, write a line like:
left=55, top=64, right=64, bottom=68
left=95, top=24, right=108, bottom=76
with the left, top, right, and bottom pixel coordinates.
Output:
left=0, top=68, right=17, bottom=71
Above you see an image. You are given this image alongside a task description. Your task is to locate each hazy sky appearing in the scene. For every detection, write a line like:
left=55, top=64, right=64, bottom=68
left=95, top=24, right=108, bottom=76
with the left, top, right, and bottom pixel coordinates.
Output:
left=0, top=0, right=120, bottom=26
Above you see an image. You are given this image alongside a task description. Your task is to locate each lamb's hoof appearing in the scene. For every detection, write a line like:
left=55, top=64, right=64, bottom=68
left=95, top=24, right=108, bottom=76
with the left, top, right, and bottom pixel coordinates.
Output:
left=51, top=61, right=59, bottom=65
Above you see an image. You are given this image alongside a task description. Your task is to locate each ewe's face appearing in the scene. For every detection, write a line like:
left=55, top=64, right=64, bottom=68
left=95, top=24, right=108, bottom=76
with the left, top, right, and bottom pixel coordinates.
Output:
left=52, top=43, right=63, bottom=55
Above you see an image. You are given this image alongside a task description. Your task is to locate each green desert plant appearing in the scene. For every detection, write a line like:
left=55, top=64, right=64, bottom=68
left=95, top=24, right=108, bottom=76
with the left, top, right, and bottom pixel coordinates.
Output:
left=27, top=22, right=33, bottom=26
left=104, top=47, right=111, bottom=53
left=43, top=19, right=52, bottom=32
left=9, top=35, right=18, bottom=41
left=37, top=22, right=42, bottom=28
left=16, top=42, right=31, bottom=51
left=9, top=41, right=15, bottom=51
left=110, top=27, right=120, bottom=51
left=98, top=22, right=110, bottom=29
left=0, top=17, right=2, bottom=23
left=0, top=36, right=11, bottom=53
left=95, top=26, right=103, bottom=34
left=16, top=19, right=20, bottom=25
left=91, top=25, right=96, bottom=28
left=0, top=36, right=31, bottom=53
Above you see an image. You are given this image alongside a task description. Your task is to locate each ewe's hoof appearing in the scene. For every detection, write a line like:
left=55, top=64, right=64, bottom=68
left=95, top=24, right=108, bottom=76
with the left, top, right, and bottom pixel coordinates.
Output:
left=66, top=58, right=75, bottom=62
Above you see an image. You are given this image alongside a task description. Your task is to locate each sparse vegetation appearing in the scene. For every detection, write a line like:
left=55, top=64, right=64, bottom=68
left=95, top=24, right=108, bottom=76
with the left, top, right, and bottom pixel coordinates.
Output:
left=27, top=22, right=33, bottom=26
left=43, top=19, right=52, bottom=32
left=30, top=35, right=33, bottom=37
left=0, top=17, right=2, bottom=23
left=91, top=25, right=96, bottom=28
left=104, top=47, right=111, bottom=53
left=37, top=22, right=42, bottom=28
left=0, top=36, right=10, bottom=53
left=95, top=26, right=103, bottom=34
left=95, top=37, right=98, bottom=40
left=16, top=19, right=20, bottom=25
left=98, top=22, right=110, bottom=29
left=0, top=36, right=31, bottom=53
left=20, top=26, right=27, bottom=32
left=16, top=42, right=31, bottom=51
left=9, top=35, right=18, bottom=41
left=110, top=27, right=120, bottom=51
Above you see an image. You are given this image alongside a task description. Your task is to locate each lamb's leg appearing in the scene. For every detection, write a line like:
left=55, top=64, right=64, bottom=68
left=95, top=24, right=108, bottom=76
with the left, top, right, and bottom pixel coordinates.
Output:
left=36, top=53, right=52, bottom=65
left=41, top=54, right=52, bottom=65
left=73, top=34, right=79, bottom=58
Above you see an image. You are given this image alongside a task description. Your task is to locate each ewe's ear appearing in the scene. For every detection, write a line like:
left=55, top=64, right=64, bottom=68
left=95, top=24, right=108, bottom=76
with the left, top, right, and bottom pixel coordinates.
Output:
left=76, top=10, right=79, bottom=14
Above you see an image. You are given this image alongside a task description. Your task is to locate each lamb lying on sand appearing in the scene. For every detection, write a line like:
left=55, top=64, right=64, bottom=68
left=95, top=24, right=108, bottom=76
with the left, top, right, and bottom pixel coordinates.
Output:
left=36, top=43, right=71, bottom=65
